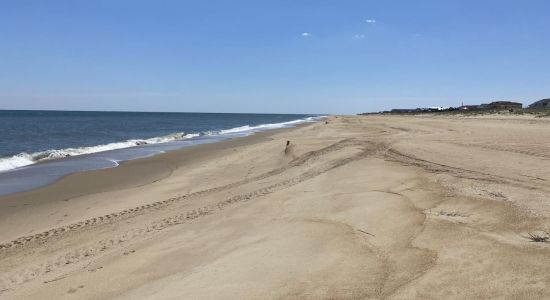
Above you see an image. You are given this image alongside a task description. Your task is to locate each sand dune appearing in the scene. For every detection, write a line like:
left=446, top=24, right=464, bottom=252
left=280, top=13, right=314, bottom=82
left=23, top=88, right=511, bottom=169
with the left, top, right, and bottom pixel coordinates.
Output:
left=1, top=115, right=550, bottom=299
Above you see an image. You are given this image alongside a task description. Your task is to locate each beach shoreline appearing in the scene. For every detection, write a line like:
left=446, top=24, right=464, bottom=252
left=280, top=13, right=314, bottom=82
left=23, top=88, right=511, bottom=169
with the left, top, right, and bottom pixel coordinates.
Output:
left=0, top=115, right=322, bottom=197
left=0, top=124, right=312, bottom=243
left=2, top=115, right=550, bottom=299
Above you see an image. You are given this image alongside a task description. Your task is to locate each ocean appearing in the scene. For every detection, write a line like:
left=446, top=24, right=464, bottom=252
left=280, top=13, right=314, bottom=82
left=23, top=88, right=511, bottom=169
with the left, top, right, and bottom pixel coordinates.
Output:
left=0, top=110, right=322, bottom=196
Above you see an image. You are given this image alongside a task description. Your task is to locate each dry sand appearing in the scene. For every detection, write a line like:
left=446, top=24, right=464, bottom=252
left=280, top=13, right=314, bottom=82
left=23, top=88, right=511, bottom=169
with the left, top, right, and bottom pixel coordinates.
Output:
left=1, top=115, right=550, bottom=299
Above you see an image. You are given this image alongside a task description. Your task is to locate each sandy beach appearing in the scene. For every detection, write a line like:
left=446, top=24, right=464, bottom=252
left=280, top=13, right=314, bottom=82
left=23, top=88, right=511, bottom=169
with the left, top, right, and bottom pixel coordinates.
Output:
left=1, top=115, right=550, bottom=299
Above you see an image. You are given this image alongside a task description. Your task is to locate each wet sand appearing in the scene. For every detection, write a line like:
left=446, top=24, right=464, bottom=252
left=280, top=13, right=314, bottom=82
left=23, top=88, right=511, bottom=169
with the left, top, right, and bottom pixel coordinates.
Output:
left=1, top=115, right=550, bottom=299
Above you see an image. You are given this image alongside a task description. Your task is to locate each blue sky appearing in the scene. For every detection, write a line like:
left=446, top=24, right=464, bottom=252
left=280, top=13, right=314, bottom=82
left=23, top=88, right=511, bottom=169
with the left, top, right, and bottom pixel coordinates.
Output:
left=1, top=0, right=549, bottom=114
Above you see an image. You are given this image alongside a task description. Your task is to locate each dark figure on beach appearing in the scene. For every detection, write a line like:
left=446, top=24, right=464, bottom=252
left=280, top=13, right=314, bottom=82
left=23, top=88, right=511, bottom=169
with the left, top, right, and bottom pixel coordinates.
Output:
left=285, top=140, right=292, bottom=155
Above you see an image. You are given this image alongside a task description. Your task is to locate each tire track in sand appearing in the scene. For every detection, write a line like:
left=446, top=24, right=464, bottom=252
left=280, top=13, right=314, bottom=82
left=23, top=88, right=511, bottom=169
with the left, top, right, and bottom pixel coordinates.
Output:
left=0, top=139, right=382, bottom=293
left=0, top=139, right=359, bottom=251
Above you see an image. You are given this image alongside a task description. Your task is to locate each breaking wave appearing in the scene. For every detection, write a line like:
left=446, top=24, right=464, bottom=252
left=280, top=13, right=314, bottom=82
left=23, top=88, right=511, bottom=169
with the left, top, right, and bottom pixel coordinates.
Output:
left=0, top=132, right=199, bottom=172
left=217, top=117, right=318, bottom=135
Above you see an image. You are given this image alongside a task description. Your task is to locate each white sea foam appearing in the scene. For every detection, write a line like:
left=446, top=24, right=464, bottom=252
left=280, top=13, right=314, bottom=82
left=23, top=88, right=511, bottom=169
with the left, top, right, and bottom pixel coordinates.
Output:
left=217, top=116, right=321, bottom=135
left=0, top=132, right=198, bottom=172
left=0, top=116, right=325, bottom=173
left=0, top=154, right=35, bottom=172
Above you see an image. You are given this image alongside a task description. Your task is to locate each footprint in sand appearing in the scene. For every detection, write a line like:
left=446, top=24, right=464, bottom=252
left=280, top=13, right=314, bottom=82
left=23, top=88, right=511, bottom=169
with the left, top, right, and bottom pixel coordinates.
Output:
left=123, top=250, right=136, bottom=256
left=67, top=285, right=85, bottom=294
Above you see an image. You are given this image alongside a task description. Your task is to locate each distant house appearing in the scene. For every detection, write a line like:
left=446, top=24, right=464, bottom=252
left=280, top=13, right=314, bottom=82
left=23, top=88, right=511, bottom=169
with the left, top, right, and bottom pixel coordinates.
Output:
left=528, top=99, right=550, bottom=109
left=428, top=106, right=449, bottom=111
left=484, top=101, right=522, bottom=110
left=458, top=105, right=480, bottom=110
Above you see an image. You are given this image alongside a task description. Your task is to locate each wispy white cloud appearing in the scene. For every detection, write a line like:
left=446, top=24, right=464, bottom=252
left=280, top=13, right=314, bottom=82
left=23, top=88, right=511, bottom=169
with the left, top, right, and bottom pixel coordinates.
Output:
left=352, top=34, right=365, bottom=40
left=365, top=19, right=376, bottom=24
left=301, top=32, right=311, bottom=37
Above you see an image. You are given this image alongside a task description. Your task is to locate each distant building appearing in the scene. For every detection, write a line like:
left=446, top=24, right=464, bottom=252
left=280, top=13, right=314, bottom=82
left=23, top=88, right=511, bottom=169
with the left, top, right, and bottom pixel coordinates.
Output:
left=528, top=99, right=550, bottom=109
left=458, top=105, right=480, bottom=110
left=428, top=106, right=449, bottom=111
left=484, top=101, right=522, bottom=110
